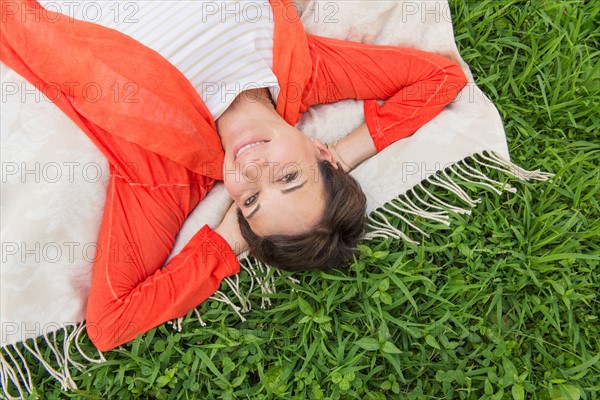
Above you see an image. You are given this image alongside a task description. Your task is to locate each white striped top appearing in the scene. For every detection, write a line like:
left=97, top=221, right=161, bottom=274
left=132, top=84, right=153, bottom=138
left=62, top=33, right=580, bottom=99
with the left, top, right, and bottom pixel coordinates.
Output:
left=38, top=0, right=280, bottom=121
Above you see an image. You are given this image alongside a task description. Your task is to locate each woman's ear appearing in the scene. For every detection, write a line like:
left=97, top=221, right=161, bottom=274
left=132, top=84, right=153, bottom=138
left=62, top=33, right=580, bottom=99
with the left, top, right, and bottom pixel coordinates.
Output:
left=311, top=137, right=339, bottom=170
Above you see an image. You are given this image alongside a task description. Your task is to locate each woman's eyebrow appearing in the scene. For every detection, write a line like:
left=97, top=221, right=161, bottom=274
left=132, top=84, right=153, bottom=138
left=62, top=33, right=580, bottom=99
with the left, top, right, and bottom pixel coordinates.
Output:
left=281, top=179, right=307, bottom=194
left=246, top=180, right=308, bottom=219
left=246, top=205, right=261, bottom=219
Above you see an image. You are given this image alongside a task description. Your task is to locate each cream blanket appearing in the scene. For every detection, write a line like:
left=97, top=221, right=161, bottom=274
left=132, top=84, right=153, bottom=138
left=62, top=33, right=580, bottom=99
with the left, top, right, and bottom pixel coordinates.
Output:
left=0, top=1, right=551, bottom=397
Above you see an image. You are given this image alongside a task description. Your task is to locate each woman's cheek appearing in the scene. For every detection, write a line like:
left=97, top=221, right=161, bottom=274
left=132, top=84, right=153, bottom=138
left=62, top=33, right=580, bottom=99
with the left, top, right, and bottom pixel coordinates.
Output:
left=223, top=177, right=242, bottom=200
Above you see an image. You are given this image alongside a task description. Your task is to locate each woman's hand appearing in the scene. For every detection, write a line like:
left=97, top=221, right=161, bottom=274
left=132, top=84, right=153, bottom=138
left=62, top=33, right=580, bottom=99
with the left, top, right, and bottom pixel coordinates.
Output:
left=215, top=202, right=249, bottom=256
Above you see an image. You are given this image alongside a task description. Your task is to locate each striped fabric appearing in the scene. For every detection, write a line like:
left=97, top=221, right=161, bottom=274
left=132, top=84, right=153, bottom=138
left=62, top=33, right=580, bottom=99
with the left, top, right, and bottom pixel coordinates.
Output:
left=37, top=0, right=280, bottom=121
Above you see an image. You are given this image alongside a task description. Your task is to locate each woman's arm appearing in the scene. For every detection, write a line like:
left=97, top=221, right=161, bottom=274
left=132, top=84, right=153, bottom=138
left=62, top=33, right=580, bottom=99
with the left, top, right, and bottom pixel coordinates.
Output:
left=84, top=178, right=241, bottom=352
left=302, top=34, right=468, bottom=165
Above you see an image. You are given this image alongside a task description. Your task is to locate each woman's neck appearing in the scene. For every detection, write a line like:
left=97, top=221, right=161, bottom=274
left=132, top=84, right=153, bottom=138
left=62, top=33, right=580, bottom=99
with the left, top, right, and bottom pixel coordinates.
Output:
left=215, top=87, right=276, bottom=151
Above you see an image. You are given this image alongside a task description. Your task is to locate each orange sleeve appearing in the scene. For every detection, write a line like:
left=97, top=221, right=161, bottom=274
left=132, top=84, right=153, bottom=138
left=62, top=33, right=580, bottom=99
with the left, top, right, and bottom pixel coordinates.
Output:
left=86, top=177, right=240, bottom=351
left=301, top=34, right=468, bottom=152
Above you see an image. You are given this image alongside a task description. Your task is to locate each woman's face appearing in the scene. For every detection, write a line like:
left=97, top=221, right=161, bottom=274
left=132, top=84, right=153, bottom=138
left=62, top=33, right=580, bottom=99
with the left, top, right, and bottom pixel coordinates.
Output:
left=222, top=121, right=335, bottom=237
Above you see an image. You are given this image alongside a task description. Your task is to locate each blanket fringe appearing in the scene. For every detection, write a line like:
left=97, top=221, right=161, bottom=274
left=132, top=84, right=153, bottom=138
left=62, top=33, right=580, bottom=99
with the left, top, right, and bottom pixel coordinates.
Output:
left=364, top=150, right=554, bottom=244
left=1, top=322, right=106, bottom=399
left=166, top=254, right=282, bottom=335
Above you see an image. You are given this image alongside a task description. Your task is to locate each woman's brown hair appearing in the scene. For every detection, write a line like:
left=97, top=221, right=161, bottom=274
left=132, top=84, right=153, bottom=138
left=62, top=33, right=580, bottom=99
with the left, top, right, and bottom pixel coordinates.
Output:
left=237, top=159, right=367, bottom=272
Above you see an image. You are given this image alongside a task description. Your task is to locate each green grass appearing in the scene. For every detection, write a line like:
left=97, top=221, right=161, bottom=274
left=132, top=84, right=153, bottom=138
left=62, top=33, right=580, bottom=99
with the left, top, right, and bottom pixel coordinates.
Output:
left=10, top=0, right=599, bottom=399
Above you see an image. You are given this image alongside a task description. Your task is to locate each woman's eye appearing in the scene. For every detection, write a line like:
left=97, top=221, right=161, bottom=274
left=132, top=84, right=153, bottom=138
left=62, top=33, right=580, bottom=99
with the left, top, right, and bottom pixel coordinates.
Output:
left=244, top=194, right=258, bottom=207
left=281, top=172, right=298, bottom=183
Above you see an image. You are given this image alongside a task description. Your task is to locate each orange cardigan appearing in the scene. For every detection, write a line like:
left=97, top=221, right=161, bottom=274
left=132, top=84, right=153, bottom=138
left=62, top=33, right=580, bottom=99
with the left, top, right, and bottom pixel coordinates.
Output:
left=1, top=0, right=467, bottom=351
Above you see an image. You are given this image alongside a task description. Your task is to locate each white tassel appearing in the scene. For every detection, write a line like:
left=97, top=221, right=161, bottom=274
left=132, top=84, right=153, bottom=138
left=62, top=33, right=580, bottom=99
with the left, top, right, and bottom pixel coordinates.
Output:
left=256, top=261, right=273, bottom=291
left=443, top=168, right=483, bottom=205
left=8, top=344, right=34, bottom=393
left=0, top=350, right=26, bottom=400
left=19, top=337, right=68, bottom=391
left=255, top=261, right=275, bottom=309
left=193, top=309, right=207, bottom=327
left=239, top=268, right=256, bottom=311
left=367, top=216, right=404, bottom=240
left=416, top=182, right=472, bottom=215
left=41, top=330, right=62, bottom=370
left=239, top=257, right=256, bottom=304
left=209, top=291, right=246, bottom=322
left=243, top=269, right=266, bottom=309
left=0, top=320, right=108, bottom=400
left=74, top=322, right=107, bottom=364
left=410, top=185, right=451, bottom=213
left=402, top=192, right=448, bottom=216
left=366, top=213, right=402, bottom=237
left=428, top=171, right=481, bottom=207
left=363, top=230, right=396, bottom=241
left=396, top=195, right=451, bottom=225
left=472, top=152, right=523, bottom=178
left=286, top=275, right=301, bottom=285
left=59, top=327, right=78, bottom=391
left=365, top=220, right=404, bottom=239
left=394, top=196, right=439, bottom=220
left=3, top=345, right=32, bottom=394
left=224, top=275, right=250, bottom=313
left=263, top=262, right=278, bottom=299
left=481, top=151, right=554, bottom=181
left=36, top=332, right=76, bottom=390
left=56, top=325, right=84, bottom=387
left=241, top=256, right=273, bottom=309
left=449, top=163, right=506, bottom=195
left=459, top=158, right=517, bottom=193
left=166, top=317, right=183, bottom=332
left=485, top=151, right=539, bottom=180
left=381, top=202, right=430, bottom=237
left=368, top=210, right=419, bottom=244
left=62, top=325, right=85, bottom=371
left=366, top=217, right=399, bottom=239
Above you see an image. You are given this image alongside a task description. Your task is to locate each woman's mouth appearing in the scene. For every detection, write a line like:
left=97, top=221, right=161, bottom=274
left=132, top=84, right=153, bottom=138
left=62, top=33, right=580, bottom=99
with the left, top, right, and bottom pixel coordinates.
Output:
left=234, top=140, right=269, bottom=161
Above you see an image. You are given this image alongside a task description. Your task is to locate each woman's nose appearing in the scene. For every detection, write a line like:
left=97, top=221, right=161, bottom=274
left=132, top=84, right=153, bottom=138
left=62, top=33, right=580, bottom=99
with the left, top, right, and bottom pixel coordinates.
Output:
left=242, top=158, right=269, bottom=182
left=253, top=157, right=269, bottom=166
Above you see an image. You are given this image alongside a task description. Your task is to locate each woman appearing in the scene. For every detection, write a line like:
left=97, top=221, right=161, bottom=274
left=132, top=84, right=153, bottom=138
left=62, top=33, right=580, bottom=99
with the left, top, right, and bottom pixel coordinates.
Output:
left=1, top=0, right=467, bottom=351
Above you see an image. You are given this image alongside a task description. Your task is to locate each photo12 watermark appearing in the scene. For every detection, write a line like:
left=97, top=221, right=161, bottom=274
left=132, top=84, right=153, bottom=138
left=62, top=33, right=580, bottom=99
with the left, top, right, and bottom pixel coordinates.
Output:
left=1, top=80, right=139, bottom=104
left=2, top=161, right=104, bottom=184
left=1, top=321, right=142, bottom=349
left=1, top=240, right=142, bottom=265
left=198, top=1, right=340, bottom=24
left=0, top=161, right=150, bottom=184
left=1, top=1, right=140, bottom=24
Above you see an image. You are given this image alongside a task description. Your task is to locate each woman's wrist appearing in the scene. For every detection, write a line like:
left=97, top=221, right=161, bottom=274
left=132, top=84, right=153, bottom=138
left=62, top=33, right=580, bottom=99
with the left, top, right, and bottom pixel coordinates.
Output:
left=330, top=123, right=377, bottom=172
left=215, top=224, right=248, bottom=256
left=328, top=142, right=352, bottom=172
